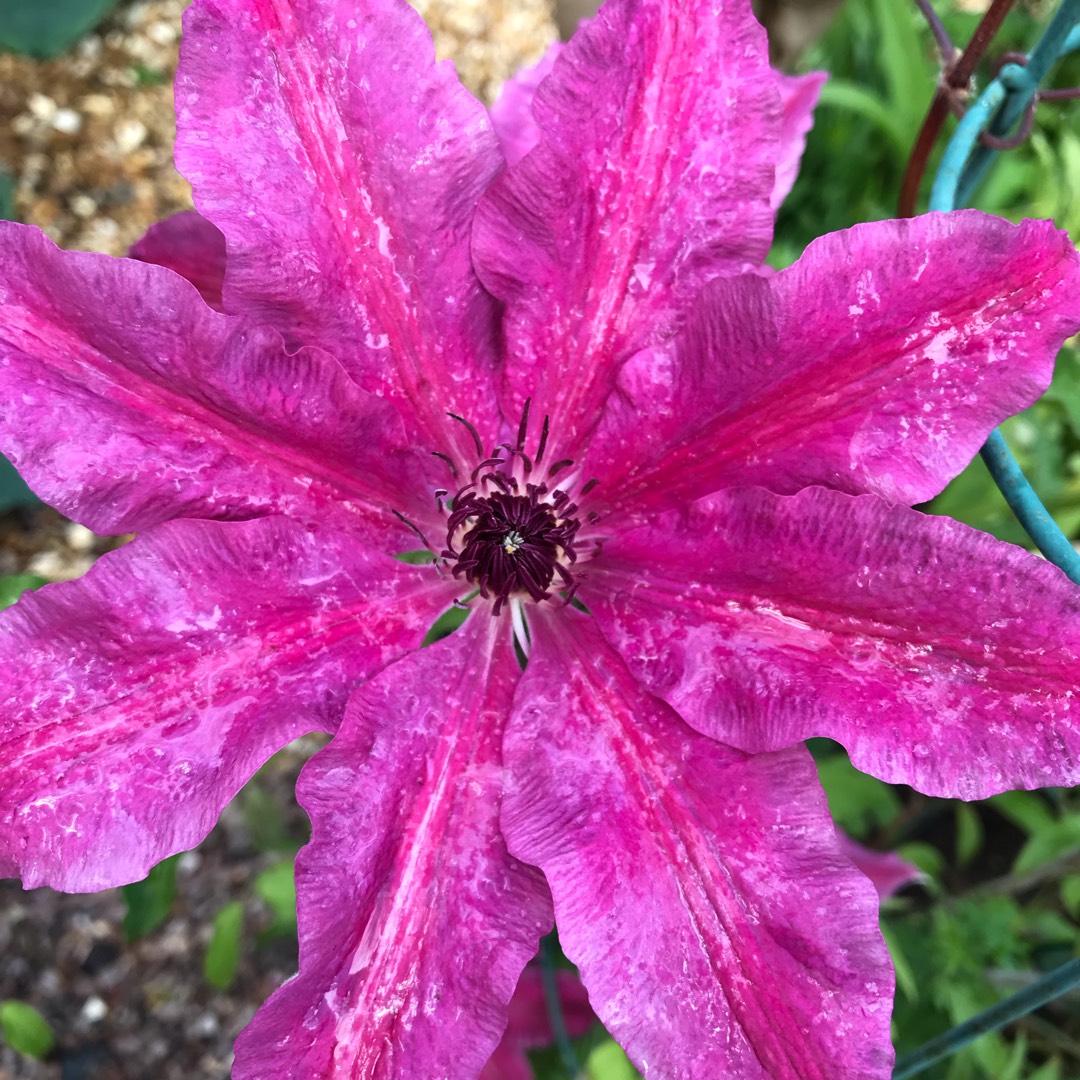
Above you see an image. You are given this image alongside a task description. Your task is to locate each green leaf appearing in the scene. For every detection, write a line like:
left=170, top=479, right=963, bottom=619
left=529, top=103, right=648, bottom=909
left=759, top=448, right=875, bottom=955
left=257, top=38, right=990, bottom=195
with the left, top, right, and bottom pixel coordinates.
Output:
left=0, top=454, right=37, bottom=513
left=122, top=855, right=179, bottom=940
left=988, top=791, right=1056, bottom=837
left=585, top=1039, right=640, bottom=1080
left=1026, top=1059, right=1063, bottom=1080
left=394, top=550, right=435, bottom=565
left=1012, top=819, right=1080, bottom=877
left=882, top=920, right=919, bottom=1003
left=254, top=859, right=297, bottom=932
left=870, top=0, right=932, bottom=133
left=1043, top=348, right=1080, bottom=439
left=954, top=802, right=984, bottom=867
left=896, top=840, right=945, bottom=881
left=816, top=79, right=909, bottom=156
left=423, top=605, right=469, bottom=646
left=815, top=753, right=901, bottom=836
left=0, top=575, right=45, bottom=611
left=0, top=1000, right=54, bottom=1060
left=0, top=169, right=13, bottom=221
left=241, top=780, right=293, bottom=853
left=1060, top=873, right=1080, bottom=919
left=0, top=0, right=122, bottom=59
left=204, top=901, right=244, bottom=990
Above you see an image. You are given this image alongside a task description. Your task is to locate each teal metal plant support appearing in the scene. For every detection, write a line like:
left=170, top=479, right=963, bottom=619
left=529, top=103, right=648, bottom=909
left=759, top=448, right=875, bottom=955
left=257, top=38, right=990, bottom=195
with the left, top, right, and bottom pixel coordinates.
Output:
left=929, top=0, right=1080, bottom=585
left=895, top=2, right=1080, bottom=1075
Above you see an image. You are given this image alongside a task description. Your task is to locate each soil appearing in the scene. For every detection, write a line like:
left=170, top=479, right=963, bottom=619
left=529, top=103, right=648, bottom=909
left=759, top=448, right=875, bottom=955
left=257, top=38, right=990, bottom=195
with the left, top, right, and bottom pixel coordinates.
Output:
left=0, top=2, right=557, bottom=1077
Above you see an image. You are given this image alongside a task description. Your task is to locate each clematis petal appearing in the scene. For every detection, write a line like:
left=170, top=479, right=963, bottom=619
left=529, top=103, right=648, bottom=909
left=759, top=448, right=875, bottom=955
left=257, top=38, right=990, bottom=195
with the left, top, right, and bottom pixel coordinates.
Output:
left=502, top=610, right=893, bottom=1079
left=772, top=72, right=827, bottom=210
left=129, top=209, right=226, bottom=310
left=176, top=0, right=503, bottom=447
left=488, top=42, right=563, bottom=167
left=0, top=515, right=452, bottom=892
left=838, top=835, right=922, bottom=901
left=586, top=212, right=1080, bottom=510
left=472, top=0, right=780, bottom=458
left=0, top=223, right=434, bottom=541
left=587, top=484, right=1080, bottom=800
left=234, top=616, right=553, bottom=1079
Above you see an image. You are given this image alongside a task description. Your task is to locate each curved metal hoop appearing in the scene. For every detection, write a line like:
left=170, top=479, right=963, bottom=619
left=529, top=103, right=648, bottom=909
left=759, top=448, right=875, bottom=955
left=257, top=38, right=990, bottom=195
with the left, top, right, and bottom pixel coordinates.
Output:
left=929, top=0, right=1080, bottom=584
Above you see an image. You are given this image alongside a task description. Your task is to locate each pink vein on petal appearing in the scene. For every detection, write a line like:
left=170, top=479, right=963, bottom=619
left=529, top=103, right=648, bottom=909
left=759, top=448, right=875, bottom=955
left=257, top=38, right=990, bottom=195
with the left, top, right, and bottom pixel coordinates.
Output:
left=235, top=615, right=552, bottom=1079
left=0, top=516, right=453, bottom=892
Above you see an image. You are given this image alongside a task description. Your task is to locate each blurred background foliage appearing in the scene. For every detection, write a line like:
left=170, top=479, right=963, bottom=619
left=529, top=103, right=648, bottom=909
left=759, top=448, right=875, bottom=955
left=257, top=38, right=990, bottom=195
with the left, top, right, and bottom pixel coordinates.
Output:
left=2, top=0, right=1080, bottom=1077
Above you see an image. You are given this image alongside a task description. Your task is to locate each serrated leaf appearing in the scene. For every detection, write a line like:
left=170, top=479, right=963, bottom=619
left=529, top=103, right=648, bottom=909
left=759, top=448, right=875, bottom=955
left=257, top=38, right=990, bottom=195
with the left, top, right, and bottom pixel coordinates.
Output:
left=0, top=1001, right=54, bottom=1060
left=204, top=901, right=244, bottom=990
left=122, top=855, right=179, bottom=940
left=0, top=0, right=121, bottom=59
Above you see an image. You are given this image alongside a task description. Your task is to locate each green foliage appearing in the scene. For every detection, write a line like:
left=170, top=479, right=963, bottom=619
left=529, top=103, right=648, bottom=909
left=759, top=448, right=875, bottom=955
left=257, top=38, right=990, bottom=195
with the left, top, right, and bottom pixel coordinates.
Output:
left=584, top=1039, right=640, bottom=1079
left=204, top=901, right=245, bottom=990
left=122, top=854, right=180, bottom=941
left=815, top=746, right=901, bottom=836
left=0, top=0, right=122, bottom=59
left=423, top=604, right=470, bottom=645
left=0, top=454, right=37, bottom=513
left=0, top=1000, right=54, bottom=1060
left=241, top=778, right=295, bottom=854
left=0, top=575, right=45, bottom=610
left=254, top=859, right=298, bottom=937
left=0, top=169, right=13, bottom=221
left=395, top=549, right=436, bottom=565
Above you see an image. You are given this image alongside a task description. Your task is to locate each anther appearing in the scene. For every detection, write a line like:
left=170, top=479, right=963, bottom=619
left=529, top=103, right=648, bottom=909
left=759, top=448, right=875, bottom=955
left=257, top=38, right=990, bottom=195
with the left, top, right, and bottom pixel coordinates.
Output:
left=447, top=412, right=485, bottom=458
left=431, top=451, right=458, bottom=479
left=516, top=398, right=532, bottom=451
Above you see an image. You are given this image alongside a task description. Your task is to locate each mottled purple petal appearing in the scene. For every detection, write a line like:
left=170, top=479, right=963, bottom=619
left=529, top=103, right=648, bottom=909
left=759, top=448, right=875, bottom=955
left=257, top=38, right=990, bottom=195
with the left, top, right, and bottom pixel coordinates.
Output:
left=587, top=485, right=1080, bottom=800
left=586, top=213, right=1080, bottom=510
left=773, top=72, right=827, bottom=210
left=0, top=516, right=452, bottom=892
left=502, top=611, right=893, bottom=1079
left=234, top=616, right=552, bottom=1079
left=838, top=835, right=922, bottom=901
left=176, top=0, right=503, bottom=448
left=489, top=42, right=563, bottom=167
left=129, top=210, right=226, bottom=310
left=472, top=0, right=779, bottom=458
left=0, top=223, right=434, bottom=541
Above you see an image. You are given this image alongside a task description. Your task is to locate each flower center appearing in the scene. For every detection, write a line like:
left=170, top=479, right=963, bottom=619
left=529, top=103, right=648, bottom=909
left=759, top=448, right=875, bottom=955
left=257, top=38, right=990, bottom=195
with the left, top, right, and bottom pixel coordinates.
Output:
left=447, top=486, right=580, bottom=613
left=418, top=401, right=599, bottom=617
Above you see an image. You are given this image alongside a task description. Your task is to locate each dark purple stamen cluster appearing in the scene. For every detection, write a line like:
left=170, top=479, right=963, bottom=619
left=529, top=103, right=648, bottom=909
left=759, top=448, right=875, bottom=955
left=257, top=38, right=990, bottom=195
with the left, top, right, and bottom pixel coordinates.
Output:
left=428, top=400, right=591, bottom=616
left=445, top=484, right=580, bottom=614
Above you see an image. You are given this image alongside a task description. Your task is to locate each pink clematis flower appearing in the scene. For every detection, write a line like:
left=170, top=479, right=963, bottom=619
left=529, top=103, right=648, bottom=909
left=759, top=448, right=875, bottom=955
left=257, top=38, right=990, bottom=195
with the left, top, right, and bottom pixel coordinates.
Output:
left=1, top=0, right=1079, bottom=1075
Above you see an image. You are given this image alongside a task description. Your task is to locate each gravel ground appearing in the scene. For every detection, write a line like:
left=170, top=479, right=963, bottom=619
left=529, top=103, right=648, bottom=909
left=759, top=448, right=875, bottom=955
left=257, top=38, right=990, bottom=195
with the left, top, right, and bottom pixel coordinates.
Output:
left=0, top=2, right=557, bottom=1077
